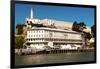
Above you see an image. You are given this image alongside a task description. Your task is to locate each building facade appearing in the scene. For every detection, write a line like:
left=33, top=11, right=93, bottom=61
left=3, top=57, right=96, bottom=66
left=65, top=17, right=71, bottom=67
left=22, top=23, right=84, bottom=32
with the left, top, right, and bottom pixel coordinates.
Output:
left=24, top=27, right=84, bottom=51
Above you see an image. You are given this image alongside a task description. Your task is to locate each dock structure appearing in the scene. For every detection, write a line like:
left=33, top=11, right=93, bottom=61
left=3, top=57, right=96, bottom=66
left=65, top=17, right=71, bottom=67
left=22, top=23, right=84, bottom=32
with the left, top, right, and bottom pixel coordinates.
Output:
left=15, top=47, right=94, bottom=55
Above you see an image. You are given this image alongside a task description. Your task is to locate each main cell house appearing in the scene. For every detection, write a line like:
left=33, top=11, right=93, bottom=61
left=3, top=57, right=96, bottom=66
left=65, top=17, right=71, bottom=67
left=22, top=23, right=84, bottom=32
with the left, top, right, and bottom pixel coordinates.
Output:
left=20, top=8, right=89, bottom=53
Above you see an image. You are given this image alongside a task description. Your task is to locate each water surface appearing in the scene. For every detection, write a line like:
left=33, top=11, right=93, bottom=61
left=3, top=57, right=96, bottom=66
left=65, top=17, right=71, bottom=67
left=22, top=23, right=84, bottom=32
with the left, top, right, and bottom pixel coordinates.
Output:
left=15, top=52, right=95, bottom=66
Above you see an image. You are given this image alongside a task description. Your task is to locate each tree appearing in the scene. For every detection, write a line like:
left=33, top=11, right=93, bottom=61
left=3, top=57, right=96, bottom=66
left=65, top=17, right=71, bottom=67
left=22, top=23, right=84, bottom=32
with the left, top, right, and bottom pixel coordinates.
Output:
left=72, top=21, right=86, bottom=32
left=91, top=25, right=95, bottom=37
left=84, top=32, right=92, bottom=40
left=72, top=21, right=78, bottom=31
left=16, top=24, right=25, bottom=35
left=78, top=22, right=86, bottom=31
left=15, top=36, right=25, bottom=49
left=72, top=21, right=92, bottom=46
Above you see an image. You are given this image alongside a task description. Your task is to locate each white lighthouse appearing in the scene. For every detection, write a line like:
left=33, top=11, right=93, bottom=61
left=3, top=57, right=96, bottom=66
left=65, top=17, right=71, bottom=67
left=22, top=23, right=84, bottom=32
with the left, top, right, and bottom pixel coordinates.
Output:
left=30, top=8, right=33, bottom=19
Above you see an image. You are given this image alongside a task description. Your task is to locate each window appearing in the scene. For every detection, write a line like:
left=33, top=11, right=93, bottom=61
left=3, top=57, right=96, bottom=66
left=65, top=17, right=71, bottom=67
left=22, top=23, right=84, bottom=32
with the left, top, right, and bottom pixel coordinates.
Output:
left=31, top=31, right=33, bottom=33
left=30, top=21, right=32, bottom=24
left=49, top=32, right=53, bottom=37
left=31, top=39, right=32, bottom=41
left=29, top=31, right=32, bottom=33
left=42, top=30, right=43, bottom=33
left=27, top=21, right=28, bottom=23
left=36, top=35, right=38, bottom=37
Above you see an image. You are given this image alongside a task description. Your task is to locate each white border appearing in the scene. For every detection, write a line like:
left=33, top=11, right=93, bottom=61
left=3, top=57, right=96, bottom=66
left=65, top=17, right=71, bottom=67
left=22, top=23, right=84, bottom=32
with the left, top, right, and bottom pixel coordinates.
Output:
left=0, top=0, right=99, bottom=69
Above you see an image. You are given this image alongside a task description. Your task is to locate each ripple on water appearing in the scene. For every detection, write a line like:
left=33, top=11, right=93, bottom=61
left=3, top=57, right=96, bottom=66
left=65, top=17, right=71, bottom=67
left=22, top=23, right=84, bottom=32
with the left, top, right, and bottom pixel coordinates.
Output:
left=15, top=52, right=95, bottom=66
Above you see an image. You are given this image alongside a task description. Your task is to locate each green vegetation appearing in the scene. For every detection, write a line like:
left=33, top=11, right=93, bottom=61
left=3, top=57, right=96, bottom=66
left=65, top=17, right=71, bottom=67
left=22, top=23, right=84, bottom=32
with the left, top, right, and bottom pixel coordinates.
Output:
left=72, top=21, right=86, bottom=32
left=16, top=24, right=25, bottom=35
left=90, top=25, right=95, bottom=48
left=83, top=32, right=92, bottom=40
left=89, top=43, right=94, bottom=48
left=15, top=36, right=25, bottom=49
left=91, top=24, right=95, bottom=37
left=72, top=21, right=92, bottom=46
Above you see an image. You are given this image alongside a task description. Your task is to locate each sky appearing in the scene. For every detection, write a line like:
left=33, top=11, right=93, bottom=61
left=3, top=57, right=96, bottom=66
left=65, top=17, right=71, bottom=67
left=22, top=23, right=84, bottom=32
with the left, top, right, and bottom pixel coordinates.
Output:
left=15, top=3, right=95, bottom=28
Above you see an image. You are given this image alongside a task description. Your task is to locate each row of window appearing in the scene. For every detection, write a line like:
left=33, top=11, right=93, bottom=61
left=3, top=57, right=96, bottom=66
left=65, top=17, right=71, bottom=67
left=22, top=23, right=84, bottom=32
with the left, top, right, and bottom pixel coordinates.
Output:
left=28, top=35, right=43, bottom=38
left=28, top=30, right=44, bottom=33
left=26, top=38, right=82, bottom=42
left=27, top=35, right=66, bottom=38
left=28, top=30, right=80, bottom=37
left=28, top=30, right=70, bottom=34
left=27, top=39, right=44, bottom=41
left=27, top=35, right=81, bottom=39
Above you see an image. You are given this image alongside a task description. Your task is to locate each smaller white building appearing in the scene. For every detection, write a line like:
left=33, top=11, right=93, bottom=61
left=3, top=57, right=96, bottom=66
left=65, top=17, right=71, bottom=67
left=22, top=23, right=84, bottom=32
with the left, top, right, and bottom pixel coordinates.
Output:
left=90, top=38, right=94, bottom=43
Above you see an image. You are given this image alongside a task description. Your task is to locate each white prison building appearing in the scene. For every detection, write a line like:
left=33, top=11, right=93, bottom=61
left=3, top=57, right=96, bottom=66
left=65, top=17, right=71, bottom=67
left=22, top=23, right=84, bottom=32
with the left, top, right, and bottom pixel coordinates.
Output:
left=25, top=27, right=83, bottom=51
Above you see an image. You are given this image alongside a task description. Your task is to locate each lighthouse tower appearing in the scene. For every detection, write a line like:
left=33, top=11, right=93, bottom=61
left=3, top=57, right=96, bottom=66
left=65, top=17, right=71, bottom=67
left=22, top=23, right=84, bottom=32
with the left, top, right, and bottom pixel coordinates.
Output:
left=25, top=8, right=34, bottom=28
left=30, top=8, right=33, bottom=19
